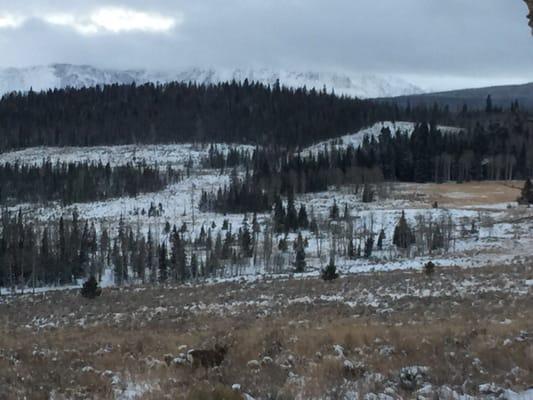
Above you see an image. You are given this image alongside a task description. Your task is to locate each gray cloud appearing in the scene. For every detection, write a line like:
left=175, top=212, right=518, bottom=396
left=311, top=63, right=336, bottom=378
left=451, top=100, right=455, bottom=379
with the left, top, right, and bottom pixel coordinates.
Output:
left=0, top=0, right=532, bottom=90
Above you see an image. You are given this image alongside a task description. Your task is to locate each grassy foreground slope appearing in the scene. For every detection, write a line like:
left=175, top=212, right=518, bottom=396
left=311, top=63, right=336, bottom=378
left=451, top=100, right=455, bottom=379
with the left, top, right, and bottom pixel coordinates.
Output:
left=1, top=263, right=533, bottom=399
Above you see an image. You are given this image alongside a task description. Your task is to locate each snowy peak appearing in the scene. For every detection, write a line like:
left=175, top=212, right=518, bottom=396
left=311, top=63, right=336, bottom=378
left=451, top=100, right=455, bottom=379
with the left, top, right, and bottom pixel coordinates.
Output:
left=0, top=64, right=424, bottom=99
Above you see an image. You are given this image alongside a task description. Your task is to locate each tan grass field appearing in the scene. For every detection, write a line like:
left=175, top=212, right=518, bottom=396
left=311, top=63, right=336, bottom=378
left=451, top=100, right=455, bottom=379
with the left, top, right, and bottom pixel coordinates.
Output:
left=413, top=181, right=523, bottom=207
left=1, top=263, right=533, bottom=399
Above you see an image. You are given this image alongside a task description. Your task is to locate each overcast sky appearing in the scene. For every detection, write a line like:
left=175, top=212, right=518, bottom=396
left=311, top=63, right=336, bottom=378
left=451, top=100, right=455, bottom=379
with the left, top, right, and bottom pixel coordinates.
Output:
left=0, top=0, right=532, bottom=91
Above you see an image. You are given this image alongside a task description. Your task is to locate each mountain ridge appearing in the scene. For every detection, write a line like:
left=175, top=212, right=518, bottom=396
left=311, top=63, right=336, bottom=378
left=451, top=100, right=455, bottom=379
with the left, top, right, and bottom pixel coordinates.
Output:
left=380, top=81, right=533, bottom=109
left=0, top=64, right=423, bottom=99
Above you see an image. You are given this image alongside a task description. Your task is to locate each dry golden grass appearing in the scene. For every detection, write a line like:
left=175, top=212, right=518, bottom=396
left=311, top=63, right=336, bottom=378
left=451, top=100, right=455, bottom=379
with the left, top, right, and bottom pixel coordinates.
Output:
left=1, top=264, right=533, bottom=399
left=411, top=180, right=523, bottom=207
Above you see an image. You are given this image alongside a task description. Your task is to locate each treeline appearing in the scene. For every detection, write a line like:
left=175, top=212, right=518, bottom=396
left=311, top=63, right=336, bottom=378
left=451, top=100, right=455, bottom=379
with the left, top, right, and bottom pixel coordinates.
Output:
left=200, top=145, right=254, bottom=171
left=355, top=116, right=533, bottom=182
left=0, top=201, right=474, bottom=291
left=0, top=161, right=179, bottom=205
left=0, top=210, right=262, bottom=290
left=0, top=210, right=98, bottom=287
left=0, top=80, right=406, bottom=151
left=201, top=113, right=533, bottom=215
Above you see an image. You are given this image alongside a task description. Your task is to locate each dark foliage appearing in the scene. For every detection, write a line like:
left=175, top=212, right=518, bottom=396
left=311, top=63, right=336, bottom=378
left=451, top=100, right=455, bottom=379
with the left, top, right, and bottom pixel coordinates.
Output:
left=0, top=161, right=176, bottom=205
left=423, top=261, right=436, bottom=276
left=293, top=233, right=306, bottom=273
left=393, top=211, right=416, bottom=249
left=321, top=257, right=339, bottom=281
left=0, top=81, right=399, bottom=150
left=80, top=276, right=102, bottom=299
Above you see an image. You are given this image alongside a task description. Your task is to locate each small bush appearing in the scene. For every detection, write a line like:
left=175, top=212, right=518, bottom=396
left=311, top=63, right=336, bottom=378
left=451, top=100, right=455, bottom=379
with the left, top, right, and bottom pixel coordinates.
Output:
left=80, top=276, right=102, bottom=299
left=423, top=261, right=436, bottom=276
left=321, top=258, right=339, bottom=281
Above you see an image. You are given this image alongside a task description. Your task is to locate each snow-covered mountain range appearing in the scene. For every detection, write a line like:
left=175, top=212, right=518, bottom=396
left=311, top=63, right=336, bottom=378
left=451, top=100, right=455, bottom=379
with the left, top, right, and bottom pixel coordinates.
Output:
left=0, top=64, right=424, bottom=99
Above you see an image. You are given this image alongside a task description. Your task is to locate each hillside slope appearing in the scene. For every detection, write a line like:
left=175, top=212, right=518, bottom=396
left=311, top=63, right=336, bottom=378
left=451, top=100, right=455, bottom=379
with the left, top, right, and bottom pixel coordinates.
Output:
left=382, top=81, right=533, bottom=109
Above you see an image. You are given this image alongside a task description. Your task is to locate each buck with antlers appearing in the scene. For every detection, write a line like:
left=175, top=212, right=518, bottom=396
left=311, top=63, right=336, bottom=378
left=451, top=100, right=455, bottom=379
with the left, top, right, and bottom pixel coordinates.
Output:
left=187, top=343, right=229, bottom=378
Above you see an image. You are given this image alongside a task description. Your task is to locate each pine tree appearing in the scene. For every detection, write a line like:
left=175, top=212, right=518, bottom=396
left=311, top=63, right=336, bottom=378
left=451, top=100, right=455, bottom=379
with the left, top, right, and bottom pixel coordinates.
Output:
left=362, top=184, right=374, bottom=203
left=377, top=229, right=385, bottom=251
left=329, top=199, right=339, bottom=220
left=222, top=231, right=233, bottom=259
left=294, top=233, right=306, bottom=273
left=423, top=261, right=436, bottom=276
left=111, top=239, right=123, bottom=285
left=393, top=211, right=415, bottom=249
left=252, top=213, right=261, bottom=235
left=347, top=239, right=355, bottom=259
left=321, top=256, right=339, bottom=281
left=158, top=243, right=168, bottom=283
left=431, top=225, right=444, bottom=251
left=485, top=94, right=493, bottom=114
left=278, top=236, right=288, bottom=252
left=273, top=195, right=286, bottom=233
left=147, top=229, right=156, bottom=283
left=239, top=219, right=253, bottom=258
left=190, top=253, right=198, bottom=279
left=297, top=205, right=309, bottom=229
left=81, top=276, right=102, bottom=299
left=286, top=190, right=298, bottom=231
left=343, top=203, right=350, bottom=220
left=364, top=236, right=374, bottom=258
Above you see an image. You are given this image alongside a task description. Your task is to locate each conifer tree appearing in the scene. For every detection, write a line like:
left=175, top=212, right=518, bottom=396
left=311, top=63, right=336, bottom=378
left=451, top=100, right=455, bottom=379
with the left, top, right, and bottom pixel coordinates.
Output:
left=431, top=225, right=444, bottom=251
left=321, top=256, right=339, bottom=281
left=329, top=199, right=339, bottom=220
left=393, top=211, right=415, bottom=249
left=278, top=236, right=288, bottom=252
left=343, top=203, right=350, bottom=220
left=190, top=253, right=198, bottom=279
left=377, top=229, right=385, bottom=251
left=294, top=233, right=306, bottom=273
left=298, top=205, right=309, bottom=229
left=81, top=276, right=102, bottom=299
left=239, top=219, right=253, bottom=258
left=158, top=243, right=168, bottom=283
left=273, top=195, right=286, bottom=233
left=347, top=239, right=355, bottom=259
left=286, top=190, right=298, bottom=231
left=147, top=229, right=156, bottom=283
left=362, top=184, right=374, bottom=203
left=364, top=236, right=374, bottom=258
left=485, top=94, right=493, bottom=114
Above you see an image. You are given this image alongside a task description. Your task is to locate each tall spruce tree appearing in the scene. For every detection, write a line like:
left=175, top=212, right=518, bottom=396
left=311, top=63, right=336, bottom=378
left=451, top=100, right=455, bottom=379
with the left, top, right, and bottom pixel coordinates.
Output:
left=286, top=190, right=298, bottom=231
left=158, top=243, right=168, bottom=283
left=298, top=205, right=309, bottom=229
left=273, top=195, right=286, bottom=233
left=393, top=211, right=415, bottom=249
left=321, top=256, right=339, bottom=281
left=294, top=233, right=306, bottom=273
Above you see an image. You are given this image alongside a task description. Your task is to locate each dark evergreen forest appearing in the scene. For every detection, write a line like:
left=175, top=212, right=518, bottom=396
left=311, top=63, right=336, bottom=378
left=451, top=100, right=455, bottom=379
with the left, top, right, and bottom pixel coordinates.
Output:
left=0, top=161, right=179, bottom=205
left=0, top=81, right=402, bottom=151
left=200, top=112, right=533, bottom=214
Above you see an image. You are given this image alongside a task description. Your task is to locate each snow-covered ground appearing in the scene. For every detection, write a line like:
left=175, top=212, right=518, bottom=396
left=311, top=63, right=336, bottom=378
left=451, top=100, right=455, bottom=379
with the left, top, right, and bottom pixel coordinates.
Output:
left=1, top=135, right=531, bottom=293
left=0, top=142, right=254, bottom=169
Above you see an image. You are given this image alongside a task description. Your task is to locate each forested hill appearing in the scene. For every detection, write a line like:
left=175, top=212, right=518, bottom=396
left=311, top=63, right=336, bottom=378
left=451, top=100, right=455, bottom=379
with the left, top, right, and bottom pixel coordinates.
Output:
left=381, top=82, right=533, bottom=111
left=0, top=81, right=403, bottom=151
